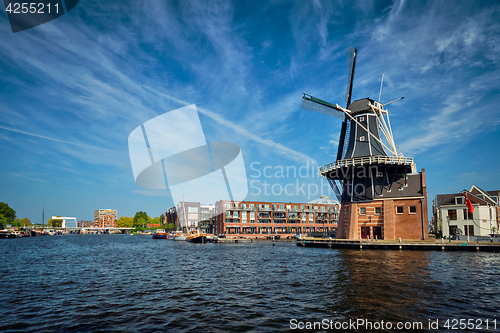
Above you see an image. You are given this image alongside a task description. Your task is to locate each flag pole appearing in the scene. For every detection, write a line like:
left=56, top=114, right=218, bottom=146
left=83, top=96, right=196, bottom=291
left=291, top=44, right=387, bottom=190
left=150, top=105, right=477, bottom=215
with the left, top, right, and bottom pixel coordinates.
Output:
left=467, top=206, right=470, bottom=242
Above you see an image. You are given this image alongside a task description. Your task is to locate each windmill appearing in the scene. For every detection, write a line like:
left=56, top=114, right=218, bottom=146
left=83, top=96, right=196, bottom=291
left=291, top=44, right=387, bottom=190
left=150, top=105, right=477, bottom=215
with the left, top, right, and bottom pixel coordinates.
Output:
left=301, top=47, right=416, bottom=204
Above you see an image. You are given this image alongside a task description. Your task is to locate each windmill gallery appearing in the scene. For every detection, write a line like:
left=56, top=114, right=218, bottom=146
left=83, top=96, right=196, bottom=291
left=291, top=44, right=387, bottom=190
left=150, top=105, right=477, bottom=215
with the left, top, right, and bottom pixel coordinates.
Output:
left=301, top=48, right=428, bottom=241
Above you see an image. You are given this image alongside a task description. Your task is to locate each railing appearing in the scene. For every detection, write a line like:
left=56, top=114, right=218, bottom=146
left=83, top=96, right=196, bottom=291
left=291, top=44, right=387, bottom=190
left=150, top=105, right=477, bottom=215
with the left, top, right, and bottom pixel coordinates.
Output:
left=319, top=156, right=414, bottom=174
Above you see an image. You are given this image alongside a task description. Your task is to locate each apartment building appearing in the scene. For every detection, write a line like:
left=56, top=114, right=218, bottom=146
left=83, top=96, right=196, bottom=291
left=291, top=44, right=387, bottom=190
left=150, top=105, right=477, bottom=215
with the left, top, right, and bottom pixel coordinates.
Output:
left=94, top=209, right=117, bottom=228
left=214, top=196, right=339, bottom=238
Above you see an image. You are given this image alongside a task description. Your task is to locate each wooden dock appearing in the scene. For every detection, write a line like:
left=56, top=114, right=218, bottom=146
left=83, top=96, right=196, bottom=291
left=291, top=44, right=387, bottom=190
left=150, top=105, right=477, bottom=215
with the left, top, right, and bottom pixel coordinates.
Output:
left=296, top=237, right=500, bottom=252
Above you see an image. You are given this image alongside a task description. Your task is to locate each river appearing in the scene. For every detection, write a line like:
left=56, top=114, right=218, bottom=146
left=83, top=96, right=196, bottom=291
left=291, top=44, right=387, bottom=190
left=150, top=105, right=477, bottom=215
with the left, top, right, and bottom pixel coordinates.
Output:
left=1, top=234, right=499, bottom=332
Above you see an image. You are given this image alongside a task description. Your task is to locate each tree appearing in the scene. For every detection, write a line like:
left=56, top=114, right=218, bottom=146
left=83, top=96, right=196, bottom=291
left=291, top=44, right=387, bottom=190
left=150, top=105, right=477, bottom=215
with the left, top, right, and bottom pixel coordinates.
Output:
left=47, top=217, right=63, bottom=228
left=0, top=202, right=16, bottom=223
left=136, top=217, right=146, bottom=228
left=116, top=216, right=134, bottom=228
left=133, top=211, right=148, bottom=228
left=20, top=218, right=31, bottom=227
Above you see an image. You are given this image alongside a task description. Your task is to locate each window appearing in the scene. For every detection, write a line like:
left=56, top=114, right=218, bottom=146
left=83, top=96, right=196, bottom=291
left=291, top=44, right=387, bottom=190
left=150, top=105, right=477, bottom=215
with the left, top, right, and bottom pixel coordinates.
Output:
left=360, top=207, right=366, bottom=215
left=375, top=207, right=382, bottom=214
left=409, top=206, right=417, bottom=214
left=188, top=207, right=198, bottom=213
left=360, top=136, right=365, bottom=141
left=448, top=209, right=457, bottom=220
left=396, top=206, right=404, bottom=214
left=249, top=204, right=254, bottom=208
left=225, top=203, right=230, bottom=209
left=455, top=197, right=463, bottom=205
left=377, top=171, right=383, bottom=178
left=463, top=209, right=473, bottom=220
left=359, top=116, right=364, bottom=121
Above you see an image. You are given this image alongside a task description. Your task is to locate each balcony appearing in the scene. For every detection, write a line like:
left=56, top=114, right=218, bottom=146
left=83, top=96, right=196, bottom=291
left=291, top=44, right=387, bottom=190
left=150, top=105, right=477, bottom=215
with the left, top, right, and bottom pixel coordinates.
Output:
left=319, top=156, right=414, bottom=175
left=258, top=206, right=273, bottom=212
left=289, top=208, right=302, bottom=212
left=227, top=206, right=242, bottom=211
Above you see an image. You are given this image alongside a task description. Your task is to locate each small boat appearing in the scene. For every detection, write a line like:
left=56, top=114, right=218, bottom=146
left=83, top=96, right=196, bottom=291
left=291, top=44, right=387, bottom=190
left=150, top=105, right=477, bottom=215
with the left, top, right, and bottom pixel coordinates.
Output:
left=186, top=230, right=207, bottom=243
left=152, top=230, right=167, bottom=239
left=174, top=234, right=186, bottom=241
left=172, top=230, right=186, bottom=241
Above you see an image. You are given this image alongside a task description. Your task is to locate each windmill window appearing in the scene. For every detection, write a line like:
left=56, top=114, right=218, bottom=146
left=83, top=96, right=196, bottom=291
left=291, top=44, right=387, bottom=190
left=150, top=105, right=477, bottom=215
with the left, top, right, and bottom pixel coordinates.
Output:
left=377, top=171, right=383, bottom=178
left=360, top=136, right=365, bottom=141
left=359, top=117, right=364, bottom=121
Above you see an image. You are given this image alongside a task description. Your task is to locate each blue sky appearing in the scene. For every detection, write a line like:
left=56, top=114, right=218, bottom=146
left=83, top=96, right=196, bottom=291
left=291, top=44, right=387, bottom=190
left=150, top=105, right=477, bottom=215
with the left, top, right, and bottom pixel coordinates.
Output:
left=0, top=0, right=499, bottom=223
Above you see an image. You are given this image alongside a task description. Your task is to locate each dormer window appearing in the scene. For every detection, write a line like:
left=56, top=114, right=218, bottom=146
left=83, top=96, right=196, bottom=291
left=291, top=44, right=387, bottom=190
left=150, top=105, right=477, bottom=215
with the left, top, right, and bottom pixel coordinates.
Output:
left=455, top=197, right=463, bottom=205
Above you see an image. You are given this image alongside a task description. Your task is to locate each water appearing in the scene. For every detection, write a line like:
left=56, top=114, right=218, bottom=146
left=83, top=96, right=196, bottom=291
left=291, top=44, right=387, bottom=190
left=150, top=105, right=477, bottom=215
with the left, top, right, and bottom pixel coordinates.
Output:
left=1, top=235, right=499, bottom=332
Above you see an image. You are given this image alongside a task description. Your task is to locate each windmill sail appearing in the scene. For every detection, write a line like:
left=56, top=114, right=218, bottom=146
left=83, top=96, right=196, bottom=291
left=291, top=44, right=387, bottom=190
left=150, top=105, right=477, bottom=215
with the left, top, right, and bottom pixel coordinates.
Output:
left=337, top=47, right=357, bottom=161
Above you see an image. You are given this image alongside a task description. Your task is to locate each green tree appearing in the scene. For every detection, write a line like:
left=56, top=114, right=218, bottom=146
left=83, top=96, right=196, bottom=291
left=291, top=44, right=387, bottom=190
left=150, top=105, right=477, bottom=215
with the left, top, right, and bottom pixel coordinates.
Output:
left=0, top=202, right=16, bottom=224
left=20, top=218, right=32, bottom=227
left=133, top=211, right=148, bottom=228
left=116, top=216, right=134, bottom=228
left=11, top=218, right=21, bottom=227
left=47, top=217, right=63, bottom=228
left=136, top=217, right=146, bottom=228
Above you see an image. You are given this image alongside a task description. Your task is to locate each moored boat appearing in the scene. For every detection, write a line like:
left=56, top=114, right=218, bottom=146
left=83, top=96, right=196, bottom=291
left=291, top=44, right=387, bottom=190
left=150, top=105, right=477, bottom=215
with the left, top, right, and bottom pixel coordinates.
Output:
left=172, top=230, right=187, bottom=241
left=152, top=230, right=167, bottom=239
left=186, top=230, right=207, bottom=243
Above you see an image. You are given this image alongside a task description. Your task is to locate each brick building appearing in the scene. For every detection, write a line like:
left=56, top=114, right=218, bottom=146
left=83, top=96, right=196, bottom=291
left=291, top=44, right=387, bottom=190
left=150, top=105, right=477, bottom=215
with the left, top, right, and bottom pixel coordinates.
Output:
left=214, top=196, right=339, bottom=238
left=94, top=209, right=117, bottom=228
left=337, top=169, right=428, bottom=240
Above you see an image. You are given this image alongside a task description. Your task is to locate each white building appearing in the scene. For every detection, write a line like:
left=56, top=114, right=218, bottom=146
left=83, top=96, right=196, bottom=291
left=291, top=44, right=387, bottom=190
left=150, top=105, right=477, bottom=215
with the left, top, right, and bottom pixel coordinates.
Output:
left=435, top=186, right=498, bottom=238
left=51, top=216, right=78, bottom=228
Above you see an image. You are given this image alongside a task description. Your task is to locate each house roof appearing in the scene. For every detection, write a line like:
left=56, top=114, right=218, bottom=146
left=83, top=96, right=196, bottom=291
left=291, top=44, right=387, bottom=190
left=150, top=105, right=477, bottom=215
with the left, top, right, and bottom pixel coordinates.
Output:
left=469, top=185, right=498, bottom=205
left=436, top=190, right=492, bottom=207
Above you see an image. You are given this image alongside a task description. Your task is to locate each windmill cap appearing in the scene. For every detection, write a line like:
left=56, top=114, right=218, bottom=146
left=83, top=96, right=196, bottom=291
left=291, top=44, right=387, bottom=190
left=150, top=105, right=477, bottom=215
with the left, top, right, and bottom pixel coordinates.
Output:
left=348, top=97, right=376, bottom=115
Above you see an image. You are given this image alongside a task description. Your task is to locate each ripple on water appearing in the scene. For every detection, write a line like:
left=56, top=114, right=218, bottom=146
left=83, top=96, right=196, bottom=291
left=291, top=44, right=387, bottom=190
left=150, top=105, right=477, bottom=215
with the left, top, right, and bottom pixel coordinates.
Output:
left=1, top=236, right=500, bottom=332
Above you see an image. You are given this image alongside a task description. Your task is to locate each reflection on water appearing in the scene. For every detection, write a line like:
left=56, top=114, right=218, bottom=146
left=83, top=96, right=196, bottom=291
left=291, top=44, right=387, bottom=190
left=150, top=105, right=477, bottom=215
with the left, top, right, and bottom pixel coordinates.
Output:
left=0, top=235, right=499, bottom=332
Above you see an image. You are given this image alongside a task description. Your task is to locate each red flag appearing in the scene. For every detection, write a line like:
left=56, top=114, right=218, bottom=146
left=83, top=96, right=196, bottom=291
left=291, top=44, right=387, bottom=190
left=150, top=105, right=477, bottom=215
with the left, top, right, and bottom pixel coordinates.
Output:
left=465, top=194, right=474, bottom=213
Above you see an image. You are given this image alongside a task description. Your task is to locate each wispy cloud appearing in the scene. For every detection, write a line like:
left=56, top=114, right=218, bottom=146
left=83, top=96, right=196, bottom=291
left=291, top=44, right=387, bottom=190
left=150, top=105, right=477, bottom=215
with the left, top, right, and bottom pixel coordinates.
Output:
left=0, top=125, right=127, bottom=155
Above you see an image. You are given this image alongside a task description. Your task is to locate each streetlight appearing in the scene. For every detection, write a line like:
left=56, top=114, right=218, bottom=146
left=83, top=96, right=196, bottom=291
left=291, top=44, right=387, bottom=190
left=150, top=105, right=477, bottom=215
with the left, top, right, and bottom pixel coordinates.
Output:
left=446, top=215, right=450, bottom=243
